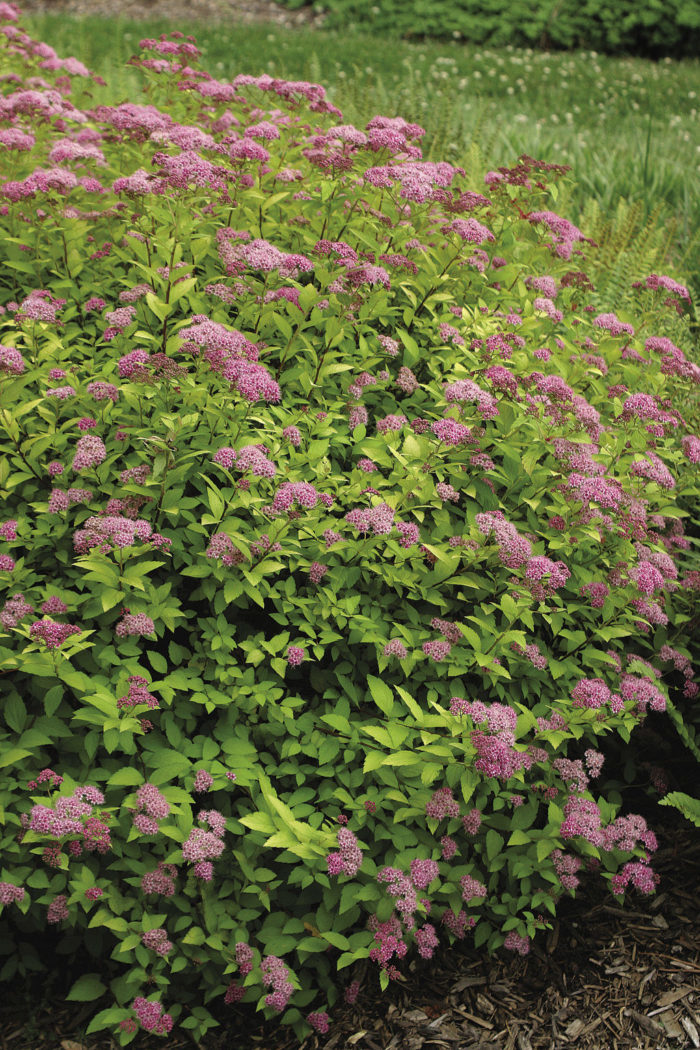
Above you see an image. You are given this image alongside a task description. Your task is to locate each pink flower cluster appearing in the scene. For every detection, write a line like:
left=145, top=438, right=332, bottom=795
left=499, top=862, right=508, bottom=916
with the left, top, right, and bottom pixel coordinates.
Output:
left=383, top=638, right=407, bottom=659
left=346, top=502, right=395, bottom=536
left=523, top=555, right=571, bottom=600
left=0, top=882, right=25, bottom=906
left=611, top=862, right=658, bottom=896
left=580, top=580, right=609, bottom=608
left=271, top=481, right=322, bottom=513
left=368, top=913, right=408, bottom=969
left=476, top=510, right=532, bottom=568
left=73, top=514, right=154, bottom=553
left=29, top=619, right=80, bottom=649
left=182, top=810, right=226, bottom=871
left=133, top=783, right=170, bottom=835
left=552, top=850, right=582, bottom=891
left=142, top=928, right=173, bottom=956
left=261, top=955, right=294, bottom=1013
left=115, top=613, right=155, bottom=639
left=472, top=730, right=530, bottom=780
left=441, top=909, right=476, bottom=939
left=527, top=210, right=585, bottom=259
left=131, top=998, right=173, bottom=1035
left=426, top=786, right=460, bottom=820
left=307, top=1011, right=330, bottom=1034
left=287, top=645, right=305, bottom=666
left=47, top=894, right=69, bottom=924
left=593, top=312, right=635, bottom=337
left=571, top=677, right=623, bottom=714
left=444, top=377, right=500, bottom=418
left=503, top=931, right=530, bottom=955
left=193, top=769, right=213, bottom=793
left=409, top=858, right=439, bottom=890
left=141, top=862, right=177, bottom=897
left=327, top=827, right=363, bottom=876
left=460, top=874, right=487, bottom=901
left=422, top=640, right=451, bottom=661
left=1, top=592, right=33, bottom=628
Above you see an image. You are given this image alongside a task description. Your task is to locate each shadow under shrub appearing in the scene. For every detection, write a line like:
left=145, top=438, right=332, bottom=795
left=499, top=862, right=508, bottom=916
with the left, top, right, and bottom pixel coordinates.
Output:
left=0, top=3, right=699, bottom=1043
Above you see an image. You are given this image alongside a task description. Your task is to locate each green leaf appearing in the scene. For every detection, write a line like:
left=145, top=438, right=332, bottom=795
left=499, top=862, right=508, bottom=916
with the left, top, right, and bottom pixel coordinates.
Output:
left=0, top=747, right=31, bottom=769
left=507, top=829, right=530, bottom=846
left=66, top=974, right=107, bottom=1001
left=363, top=751, right=385, bottom=774
left=147, top=650, right=168, bottom=673
left=239, top=812, right=277, bottom=834
left=107, top=768, right=144, bottom=787
left=4, top=694, right=26, bottom=733
left=536, top=839, right=557, bottom=862
left=366, top=675, right=394, bottom=716
left=148, top=750, right=191, bottom=784
left=486, top=830, right=504, bottom=860
left=320, top=713, right=351, bottom=735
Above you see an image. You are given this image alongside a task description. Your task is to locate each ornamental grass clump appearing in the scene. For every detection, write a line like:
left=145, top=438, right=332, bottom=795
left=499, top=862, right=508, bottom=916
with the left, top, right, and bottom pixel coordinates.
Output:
left=0, top=4, right=699, bottom=1042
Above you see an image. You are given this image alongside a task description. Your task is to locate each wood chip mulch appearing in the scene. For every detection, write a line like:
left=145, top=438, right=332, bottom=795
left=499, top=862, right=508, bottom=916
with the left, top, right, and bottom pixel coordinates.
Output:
left=2, top=827, right=698, bottom=1050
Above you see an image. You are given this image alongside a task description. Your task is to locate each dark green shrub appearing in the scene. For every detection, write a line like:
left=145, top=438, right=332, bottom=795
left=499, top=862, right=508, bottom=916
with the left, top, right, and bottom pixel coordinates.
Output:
left=290, top=0, right=700, bottom=57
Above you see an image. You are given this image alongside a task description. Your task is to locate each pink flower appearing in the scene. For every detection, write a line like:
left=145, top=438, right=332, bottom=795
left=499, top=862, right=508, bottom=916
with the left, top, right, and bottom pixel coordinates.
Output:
left=409, top=858, right=439, bottom=889
left=681, top=435, right=700, bottom=463
left=593, top=312, right=635, bottom=337
left=0, top=882, right=25, bottom=906
left=309, top=562, right=328, bottom=584
left=30, top=619, right=80, bottom=649
left=460, top=875, right=487, bottom=901
left=132, top=998, right=173, bottom=1035
left=116, top=613, right=155, bottom=639
left=503, top=931, right=530, bottom=955
left=307, top=1011, right=330, bottom=1034
left=0, top=344, right=25, bottom=375
left=47, top=894, right=69, bottom=924
left=287, top=646, right=305, bottom=666
left=193, top=770, right=213, bottom=793
left=142, top=928, right=173, bottom=956
left=72, top=434, right=106, bottom=472
left=436, top=482, right=459, bottom=503
left=422, top=640, right=451, bottom=661
left=426, top=787, right=459, bottom=820
left=442, top=218, right=494, bottom=243
left=282, top=425, right=301, bottom=447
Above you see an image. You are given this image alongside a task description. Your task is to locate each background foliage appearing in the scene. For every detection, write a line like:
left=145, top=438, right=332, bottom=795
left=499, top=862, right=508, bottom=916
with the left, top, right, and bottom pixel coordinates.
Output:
left=279, top=0, right=700, bottom=58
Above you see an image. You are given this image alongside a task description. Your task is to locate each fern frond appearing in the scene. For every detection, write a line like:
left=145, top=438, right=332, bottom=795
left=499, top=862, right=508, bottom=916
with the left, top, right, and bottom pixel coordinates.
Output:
left=658, top=791, right=700, bottom=828
left=665, top=697, right=700, bottom=762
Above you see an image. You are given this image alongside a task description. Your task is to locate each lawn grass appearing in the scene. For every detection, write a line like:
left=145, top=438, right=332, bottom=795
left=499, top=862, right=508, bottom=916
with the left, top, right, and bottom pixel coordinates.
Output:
left=20, top=13, right=700, bottom=297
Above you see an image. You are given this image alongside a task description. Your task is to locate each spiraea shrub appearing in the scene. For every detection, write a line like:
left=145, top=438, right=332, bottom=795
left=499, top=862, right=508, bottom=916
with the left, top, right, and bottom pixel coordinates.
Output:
left=1, top=3, right=699, bottom=1042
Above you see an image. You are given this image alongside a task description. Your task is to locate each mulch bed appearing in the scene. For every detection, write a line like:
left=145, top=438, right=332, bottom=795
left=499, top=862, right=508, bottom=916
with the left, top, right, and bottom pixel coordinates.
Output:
left=2, top=827, right=699, bottom=1050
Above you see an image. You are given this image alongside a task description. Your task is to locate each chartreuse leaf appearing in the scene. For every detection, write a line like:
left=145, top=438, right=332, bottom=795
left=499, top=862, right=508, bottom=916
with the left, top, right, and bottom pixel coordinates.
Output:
left=67, top=974, right=107, bottom=1001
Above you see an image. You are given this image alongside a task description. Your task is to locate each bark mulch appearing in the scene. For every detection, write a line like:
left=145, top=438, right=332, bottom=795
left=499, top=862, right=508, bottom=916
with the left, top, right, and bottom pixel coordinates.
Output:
left=2, top=827, right=698, bottom=1050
